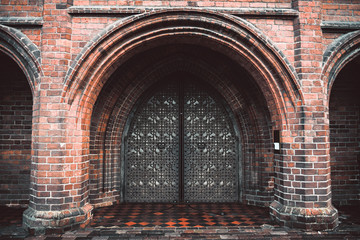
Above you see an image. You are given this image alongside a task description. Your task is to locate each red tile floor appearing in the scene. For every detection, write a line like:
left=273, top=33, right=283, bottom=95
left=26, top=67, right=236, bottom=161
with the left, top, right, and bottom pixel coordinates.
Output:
left=2, top=204, right=360, bottom=228
left=90, top=202, right=274, bottom=228
left=1, top=204, right=360, bottom=239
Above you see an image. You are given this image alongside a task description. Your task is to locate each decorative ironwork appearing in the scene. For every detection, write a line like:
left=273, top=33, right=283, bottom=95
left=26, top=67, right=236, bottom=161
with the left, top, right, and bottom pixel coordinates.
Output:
left=183, top=82, right=237, bottom=202
left=125, top=82, right=180, bottom=202
left=125, top=79, right=238, bottom=203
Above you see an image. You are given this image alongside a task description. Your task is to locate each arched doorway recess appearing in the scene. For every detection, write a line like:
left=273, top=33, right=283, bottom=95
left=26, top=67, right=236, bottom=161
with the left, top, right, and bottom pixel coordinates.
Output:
left=89, top=44, right=276, bottom=207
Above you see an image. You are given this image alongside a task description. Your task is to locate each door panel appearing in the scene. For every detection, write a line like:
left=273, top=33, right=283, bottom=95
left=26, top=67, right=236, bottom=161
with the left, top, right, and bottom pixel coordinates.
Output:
left=183, top=82, right=238, bottom=202
left=125, top=82, right=180, bottom=202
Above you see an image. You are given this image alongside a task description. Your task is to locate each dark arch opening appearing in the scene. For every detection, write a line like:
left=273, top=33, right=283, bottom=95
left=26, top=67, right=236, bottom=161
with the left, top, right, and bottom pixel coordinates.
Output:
left=329, top=54, right=360, bottom=206
left=0, top=51, right=33, bottom=207
left=89, top=44, right=274, bottom=207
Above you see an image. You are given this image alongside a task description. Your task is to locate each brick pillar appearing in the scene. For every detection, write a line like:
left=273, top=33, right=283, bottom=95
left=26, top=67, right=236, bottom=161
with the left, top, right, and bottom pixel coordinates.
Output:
left=270, top=0, right=338, bottom=230
left=23, top=0, right=93, bottom=234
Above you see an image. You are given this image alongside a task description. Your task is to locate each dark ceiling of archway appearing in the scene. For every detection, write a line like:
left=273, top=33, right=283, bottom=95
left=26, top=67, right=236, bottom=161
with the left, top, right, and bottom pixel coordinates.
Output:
left=331, top=55, right=360, bottom=104
left=0, top=51, right=27, bottom=82
left=99, top=43, right=269, bottom=114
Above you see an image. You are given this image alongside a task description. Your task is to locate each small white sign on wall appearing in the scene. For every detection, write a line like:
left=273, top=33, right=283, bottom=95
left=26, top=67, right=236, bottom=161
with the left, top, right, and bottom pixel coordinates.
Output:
left=274, top=142, right=280, bottom=150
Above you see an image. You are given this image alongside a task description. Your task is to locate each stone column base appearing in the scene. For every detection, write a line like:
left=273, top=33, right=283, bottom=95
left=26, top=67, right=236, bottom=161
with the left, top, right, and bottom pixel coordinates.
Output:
left=270, top=201, right=338, bottom=231
left=23, top=203, right=93, bottom=235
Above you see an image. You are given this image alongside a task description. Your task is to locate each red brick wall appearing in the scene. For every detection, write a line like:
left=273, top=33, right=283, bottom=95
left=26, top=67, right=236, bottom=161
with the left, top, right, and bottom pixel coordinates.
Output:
left=73, top=0, right=292, bottom=8
left=247, top=18, right=295, bottom=66
left=0, top=51, right=32, bottom=206
left=71, top=16, right=119, bottom=60
left=0, top=0, right=43, bottom=17
left=322, top=32, right=343, bottom=49
left=330, top=56, right=360, bottom=206
left=322, top=0, right=360, bottom=22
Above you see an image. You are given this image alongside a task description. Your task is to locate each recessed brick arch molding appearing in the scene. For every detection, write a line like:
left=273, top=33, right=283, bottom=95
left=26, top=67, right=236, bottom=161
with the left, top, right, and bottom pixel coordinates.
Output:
left=56, top=9, right=346, bottom=232
left=322, top=30, right=360, bottom=207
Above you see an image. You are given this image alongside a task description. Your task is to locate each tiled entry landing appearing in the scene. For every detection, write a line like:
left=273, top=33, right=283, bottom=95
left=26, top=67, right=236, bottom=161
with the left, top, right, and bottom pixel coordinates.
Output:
left=91, top=203, right=274, bottom=228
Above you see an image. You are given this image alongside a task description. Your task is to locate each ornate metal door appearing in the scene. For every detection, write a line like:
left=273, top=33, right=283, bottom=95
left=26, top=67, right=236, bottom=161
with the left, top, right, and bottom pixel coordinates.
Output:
left=125, top=78, right=238, bottom=202
left=125, top=82, right=180, bottom=202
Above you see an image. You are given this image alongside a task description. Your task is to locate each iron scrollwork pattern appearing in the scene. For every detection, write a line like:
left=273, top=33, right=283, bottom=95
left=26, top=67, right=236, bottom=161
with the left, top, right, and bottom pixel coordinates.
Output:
left=125, top=82, right=180, bottom=202
left=183, top=82, right=237, bottom=202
